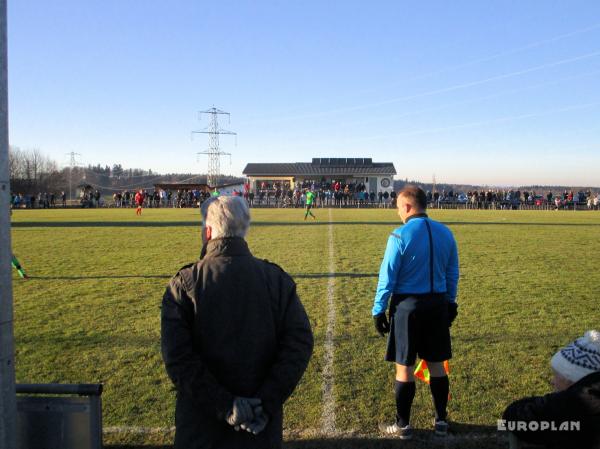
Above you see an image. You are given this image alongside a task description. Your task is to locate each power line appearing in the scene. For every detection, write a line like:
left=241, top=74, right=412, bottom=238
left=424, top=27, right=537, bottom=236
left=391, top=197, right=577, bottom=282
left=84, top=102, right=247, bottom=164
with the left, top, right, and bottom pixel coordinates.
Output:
left=192, top=107, right=236, bottom=188
left=94, top=173, right=172, bottom=189
left=335, top=68, right=600, bottom=129
left=351, top=21, right=600, bottom=97
left=241, top=22, right=600, bottom=125
left=83, top=173, right=211, bottom=192
left=360, top=100, right=600, bottom=142
left=243, top=50, right=600, bottom=125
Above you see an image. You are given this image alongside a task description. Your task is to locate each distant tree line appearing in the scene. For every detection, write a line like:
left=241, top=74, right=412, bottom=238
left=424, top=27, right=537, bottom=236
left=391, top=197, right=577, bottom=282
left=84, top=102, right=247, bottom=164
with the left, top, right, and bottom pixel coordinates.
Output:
left=8, top=147, right=243, bottom=196
left=394, top=179, right=598, bottom=195
left=86, top=163, right=157, bottom=178
left=9, top=147, right=66, bottom=195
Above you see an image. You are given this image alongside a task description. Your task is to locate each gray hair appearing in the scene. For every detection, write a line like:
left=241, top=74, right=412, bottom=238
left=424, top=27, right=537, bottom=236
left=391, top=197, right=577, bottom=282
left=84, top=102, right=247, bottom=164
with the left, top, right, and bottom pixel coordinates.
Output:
left=201, top=196, right=250, bottom=238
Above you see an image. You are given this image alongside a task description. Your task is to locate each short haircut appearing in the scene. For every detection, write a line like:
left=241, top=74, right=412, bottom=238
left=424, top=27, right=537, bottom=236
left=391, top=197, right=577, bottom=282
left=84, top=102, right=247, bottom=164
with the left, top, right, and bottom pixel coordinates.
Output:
left=398, top=185, right=427, bottom=210
left=200, top=196, right=250, bottom=238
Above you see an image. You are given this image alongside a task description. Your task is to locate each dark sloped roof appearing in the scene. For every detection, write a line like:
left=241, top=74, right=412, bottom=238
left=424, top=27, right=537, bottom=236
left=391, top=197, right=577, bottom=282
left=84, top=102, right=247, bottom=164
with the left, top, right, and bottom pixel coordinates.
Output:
left=154, top=183, right=209, bottom=190
left=243, top=160, right=396, bottom=176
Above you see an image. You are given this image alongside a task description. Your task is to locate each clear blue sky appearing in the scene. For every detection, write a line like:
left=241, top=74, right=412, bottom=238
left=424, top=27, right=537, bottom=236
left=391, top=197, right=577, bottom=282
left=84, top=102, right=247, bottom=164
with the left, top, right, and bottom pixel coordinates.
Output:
left=7, top=0, right=600, bottom=186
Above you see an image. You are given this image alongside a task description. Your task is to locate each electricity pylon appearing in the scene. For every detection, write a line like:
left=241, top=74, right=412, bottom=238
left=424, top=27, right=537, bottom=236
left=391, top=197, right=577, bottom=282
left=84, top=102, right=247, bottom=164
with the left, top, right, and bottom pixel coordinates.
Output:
left=192, top=107, right=236, bottom=188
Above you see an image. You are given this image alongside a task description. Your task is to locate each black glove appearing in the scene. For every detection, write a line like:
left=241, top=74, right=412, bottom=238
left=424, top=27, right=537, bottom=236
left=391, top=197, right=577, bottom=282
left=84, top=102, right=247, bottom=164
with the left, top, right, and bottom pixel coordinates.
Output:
left=373, top=313, right=390, bottom=337
left=447, top=302, right=458, bottom=327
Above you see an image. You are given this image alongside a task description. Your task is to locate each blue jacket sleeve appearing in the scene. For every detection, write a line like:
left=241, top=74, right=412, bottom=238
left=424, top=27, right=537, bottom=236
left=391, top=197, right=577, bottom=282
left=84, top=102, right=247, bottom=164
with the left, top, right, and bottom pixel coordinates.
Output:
left=372, top=233, right=403, bottom=315
left=445, top=236, right=459, bottom=304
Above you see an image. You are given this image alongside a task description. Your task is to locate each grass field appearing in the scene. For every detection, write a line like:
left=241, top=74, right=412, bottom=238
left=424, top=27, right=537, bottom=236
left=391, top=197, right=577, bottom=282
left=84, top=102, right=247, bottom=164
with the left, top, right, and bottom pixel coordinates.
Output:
left=9, top=207, right=600, bottom=448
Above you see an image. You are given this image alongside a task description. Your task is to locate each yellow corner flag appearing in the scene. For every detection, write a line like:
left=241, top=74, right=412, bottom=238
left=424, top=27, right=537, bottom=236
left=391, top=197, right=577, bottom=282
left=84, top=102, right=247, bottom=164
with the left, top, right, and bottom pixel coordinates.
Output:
left=414, top=359, right=449, bottom=384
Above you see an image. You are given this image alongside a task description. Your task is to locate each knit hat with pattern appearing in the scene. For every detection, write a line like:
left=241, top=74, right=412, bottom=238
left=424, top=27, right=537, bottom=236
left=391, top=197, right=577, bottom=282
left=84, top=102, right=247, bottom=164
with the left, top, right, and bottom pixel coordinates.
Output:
left=551, top=330, right=600, bottom=383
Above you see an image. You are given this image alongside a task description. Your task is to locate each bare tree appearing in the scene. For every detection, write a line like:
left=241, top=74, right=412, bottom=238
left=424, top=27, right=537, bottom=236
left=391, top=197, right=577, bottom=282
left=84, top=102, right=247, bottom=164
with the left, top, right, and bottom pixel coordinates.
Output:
left=8, top=146, right=20, bottom=181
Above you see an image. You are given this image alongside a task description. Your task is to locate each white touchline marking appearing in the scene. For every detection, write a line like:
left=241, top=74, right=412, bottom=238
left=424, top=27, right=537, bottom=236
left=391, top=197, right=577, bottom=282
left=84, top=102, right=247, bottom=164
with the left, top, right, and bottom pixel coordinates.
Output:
left=321, top=207, right=336, bottom=435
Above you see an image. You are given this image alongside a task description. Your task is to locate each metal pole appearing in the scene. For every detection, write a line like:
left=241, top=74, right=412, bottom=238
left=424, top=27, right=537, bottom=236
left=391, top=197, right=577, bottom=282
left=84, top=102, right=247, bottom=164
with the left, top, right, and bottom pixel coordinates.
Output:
left=0, top=0, right=17, bottom=447
left=66, top=152, right=80, bottom=206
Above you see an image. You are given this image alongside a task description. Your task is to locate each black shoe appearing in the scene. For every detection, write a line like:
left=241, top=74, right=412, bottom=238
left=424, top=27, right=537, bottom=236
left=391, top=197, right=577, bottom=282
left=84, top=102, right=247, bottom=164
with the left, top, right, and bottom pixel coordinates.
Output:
left=434, top=419, right=448, bottom=436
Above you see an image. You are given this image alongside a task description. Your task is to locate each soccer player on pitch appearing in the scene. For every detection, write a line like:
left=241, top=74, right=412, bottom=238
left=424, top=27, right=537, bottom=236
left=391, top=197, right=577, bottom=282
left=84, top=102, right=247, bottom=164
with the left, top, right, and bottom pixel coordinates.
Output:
left=304, top=189, right=316, bottom=221
left=11, top=254, right=28, bottom=279
left=135, top=190, right=144, bottom=216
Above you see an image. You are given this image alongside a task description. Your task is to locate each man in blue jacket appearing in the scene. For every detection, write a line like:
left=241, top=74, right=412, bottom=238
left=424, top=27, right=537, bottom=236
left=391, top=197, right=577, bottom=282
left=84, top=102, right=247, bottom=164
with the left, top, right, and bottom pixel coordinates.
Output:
left=373, top=186, right=459, bottom=440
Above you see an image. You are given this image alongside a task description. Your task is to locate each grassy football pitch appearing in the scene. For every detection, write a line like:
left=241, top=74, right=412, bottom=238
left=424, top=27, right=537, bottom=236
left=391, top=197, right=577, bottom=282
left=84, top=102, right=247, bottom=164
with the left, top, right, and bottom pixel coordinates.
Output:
left=10, top=207, right=600, bottom=448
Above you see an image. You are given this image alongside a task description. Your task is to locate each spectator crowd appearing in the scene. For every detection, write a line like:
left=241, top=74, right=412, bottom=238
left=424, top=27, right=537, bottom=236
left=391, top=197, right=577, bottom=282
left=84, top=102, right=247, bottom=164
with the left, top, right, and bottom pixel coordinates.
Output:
left=10, top=184, right=600, bottom=211
left=246, top=180, right=396, bottom=208
left=111, top=189, right=212, bottom=209
left=430, top=189, right=600, bottom=210
left=10, top=191, right=67, bottom=209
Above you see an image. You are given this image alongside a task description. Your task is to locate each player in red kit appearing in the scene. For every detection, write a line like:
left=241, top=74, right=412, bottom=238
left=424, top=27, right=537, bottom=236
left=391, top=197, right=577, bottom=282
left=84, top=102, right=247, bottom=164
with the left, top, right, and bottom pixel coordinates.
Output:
left=135, top=190, right=144, bottom=215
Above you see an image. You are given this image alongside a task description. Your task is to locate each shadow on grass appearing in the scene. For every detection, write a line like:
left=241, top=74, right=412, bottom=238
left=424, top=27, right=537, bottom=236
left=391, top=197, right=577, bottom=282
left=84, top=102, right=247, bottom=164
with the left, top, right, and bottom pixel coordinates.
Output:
left=293, top=272, right=377, bottom=279
left=26, top=272, right=376, bottom=281
left=106, top=443, right=503, bottom=449
left=28, top=275, right=171, bottom=280
left=106, top=424, right=503, bottom=449
left=12, top=220, right=600, bottom=228
left=12, top=220, right=396, bottom=228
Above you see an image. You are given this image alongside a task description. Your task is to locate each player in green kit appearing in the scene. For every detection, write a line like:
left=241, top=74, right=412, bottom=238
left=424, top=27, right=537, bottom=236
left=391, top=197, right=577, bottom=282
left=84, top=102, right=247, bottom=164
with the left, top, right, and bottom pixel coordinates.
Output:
left=304, top=189, right=316, bottom=221
left=11, top=254, right=28, bottom=279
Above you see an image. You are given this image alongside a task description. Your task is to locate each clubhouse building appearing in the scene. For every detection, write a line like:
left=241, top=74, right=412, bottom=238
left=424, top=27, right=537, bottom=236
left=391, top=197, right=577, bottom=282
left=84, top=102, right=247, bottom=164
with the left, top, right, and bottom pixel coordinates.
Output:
left=242, top=157, right=396, bottom=194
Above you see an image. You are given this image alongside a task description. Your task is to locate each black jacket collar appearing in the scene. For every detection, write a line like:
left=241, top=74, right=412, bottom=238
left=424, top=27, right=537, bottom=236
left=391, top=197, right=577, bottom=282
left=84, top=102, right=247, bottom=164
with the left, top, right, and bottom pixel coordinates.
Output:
left=201, top=237, right=251, bottom=259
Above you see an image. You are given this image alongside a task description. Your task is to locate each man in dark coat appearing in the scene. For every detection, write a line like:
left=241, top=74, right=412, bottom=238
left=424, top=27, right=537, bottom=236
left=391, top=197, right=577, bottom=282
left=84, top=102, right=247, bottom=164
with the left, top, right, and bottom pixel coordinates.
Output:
left=161, top=196, right=314, bottom=449
left=503, top=330, right=600, bottom=449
